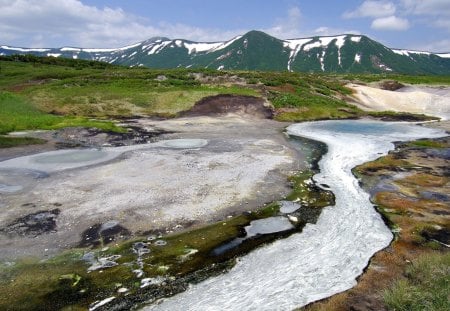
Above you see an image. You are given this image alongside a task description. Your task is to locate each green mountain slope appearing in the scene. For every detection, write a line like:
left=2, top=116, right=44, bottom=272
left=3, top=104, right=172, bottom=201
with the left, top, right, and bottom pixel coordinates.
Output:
left=1, top=30, right=450, bottom=74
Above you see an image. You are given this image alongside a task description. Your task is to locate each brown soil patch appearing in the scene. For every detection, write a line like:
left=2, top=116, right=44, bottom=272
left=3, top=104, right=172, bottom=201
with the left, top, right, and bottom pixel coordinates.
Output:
left=378, top=80, right=405, bottom=91
left=7, top=79, right=50, bottom=92
left=268, top=83, right=297, bottom=94
left=181, top=94, right=273, bottom=119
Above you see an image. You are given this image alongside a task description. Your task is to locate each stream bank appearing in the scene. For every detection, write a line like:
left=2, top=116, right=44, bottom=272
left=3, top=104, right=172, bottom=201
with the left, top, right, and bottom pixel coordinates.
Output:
left=303, top=133, right=449, bottom=311
left=141, top=120, right=445, bottom=311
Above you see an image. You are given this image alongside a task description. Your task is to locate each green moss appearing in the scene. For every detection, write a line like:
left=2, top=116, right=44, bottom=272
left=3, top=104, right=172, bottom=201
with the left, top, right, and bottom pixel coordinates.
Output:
left=383, top=252, right=450, bottom=311
left=407, top=140, right=448, bottom=148
left=0, top=136, right=46, bottom=148
left=285, top=171, right=334, bottom=207
left=354, top=155, right=412, bottom=174
left=367, top=111, right=439, bottom=121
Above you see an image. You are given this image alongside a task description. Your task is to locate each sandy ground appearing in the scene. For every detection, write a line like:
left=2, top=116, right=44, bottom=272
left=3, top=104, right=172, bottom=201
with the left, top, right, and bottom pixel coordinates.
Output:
left=348, top=84, right=450, bottom=120
left=0, top=116, right=302, bottom=260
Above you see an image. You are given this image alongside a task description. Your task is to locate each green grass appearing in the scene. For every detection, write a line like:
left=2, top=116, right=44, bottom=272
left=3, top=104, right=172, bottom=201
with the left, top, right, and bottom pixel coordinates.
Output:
left=367, top=111, right=439, bottom=121
left=0, top=136, right=47, bottom=148
left=26, top=82, right=257, bottom=117
left=0, top=92, right=124, bottom=134
left=270, top=90, right=360, bottom=121
left=2, top=57, right=447, bottom=129
left=407, top=139, right=448, bottom=148
left=0, top=60, right=258, bottom=118
left=235, top=71, right=361, bottom=122
left=383, top=252, right=450, bottom=311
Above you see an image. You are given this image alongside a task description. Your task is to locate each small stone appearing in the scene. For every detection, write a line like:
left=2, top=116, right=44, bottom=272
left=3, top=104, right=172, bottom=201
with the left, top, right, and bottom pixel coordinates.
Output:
left=288, top=215, right=298, bottom=223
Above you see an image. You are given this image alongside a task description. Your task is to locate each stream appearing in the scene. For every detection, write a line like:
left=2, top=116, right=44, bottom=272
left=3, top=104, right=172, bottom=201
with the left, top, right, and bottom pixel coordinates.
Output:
left=0, top=120, right=446, bottom=310
left=142, top=120, right=446, bottom=311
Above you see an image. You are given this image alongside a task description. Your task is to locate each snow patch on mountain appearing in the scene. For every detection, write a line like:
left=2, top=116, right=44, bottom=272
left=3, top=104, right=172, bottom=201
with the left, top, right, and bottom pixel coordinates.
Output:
left=184, top=42, right=223, bottom=54
left=392, top=49, right=431, bottom=56
left=1, top=45, right=50, bottom=52
left=284, top=38, right=312, bottom=71
left=335, top=36, right=346, bottom=66
left=210, top=36, right=242, bottom=52
left=83, top=42, right=141, bottom=53
left=303, top=41, right=322, bottom=52
left=379, top=63, right=393, bottom=71
left=148, top=41, right=172, bottom=55
left=436, top=53, right=450, bottom=58
left=61, top=47, right=81, bottom=52
left=320, top=51, right=326, bottom=71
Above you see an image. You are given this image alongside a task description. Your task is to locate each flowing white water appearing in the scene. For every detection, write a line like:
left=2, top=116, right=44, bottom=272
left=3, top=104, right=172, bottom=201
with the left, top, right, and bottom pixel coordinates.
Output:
left=142, top=120, right=446, bottom=311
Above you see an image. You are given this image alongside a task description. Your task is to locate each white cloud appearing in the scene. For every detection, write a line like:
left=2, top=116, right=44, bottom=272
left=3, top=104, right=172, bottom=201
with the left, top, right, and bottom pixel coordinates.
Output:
left=434, top=19, right=450, bottom=30
left=400, top=0, right=450, bottom=15
left=371, top=15, right=410, bottom=30
left=415, top=39, right=450, bottom=53
left=0, top=0, right=244, bottom=47
left=343, top=1, right=396, bottom=18
left=265, top=6, right=303, bottom=38
left=400, top=0, right=450, bottom=31
left=314, top=27, right=361, bottom=36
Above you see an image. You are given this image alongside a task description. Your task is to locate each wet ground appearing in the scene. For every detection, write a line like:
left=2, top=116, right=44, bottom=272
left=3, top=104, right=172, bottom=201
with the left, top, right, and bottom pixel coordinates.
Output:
left=0, top=96, right=332, bottom=310
left=0, top=108, right=306, bottom=261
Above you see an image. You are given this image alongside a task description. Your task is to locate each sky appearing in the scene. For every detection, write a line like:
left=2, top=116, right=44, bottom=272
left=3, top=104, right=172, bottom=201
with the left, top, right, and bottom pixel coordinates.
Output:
left=1, top=0, right=450, bottom=52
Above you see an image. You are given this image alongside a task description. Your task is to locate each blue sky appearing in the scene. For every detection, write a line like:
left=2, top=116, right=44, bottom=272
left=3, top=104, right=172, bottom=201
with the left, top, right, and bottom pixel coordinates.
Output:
left=1, top=0, right=450, bottom=52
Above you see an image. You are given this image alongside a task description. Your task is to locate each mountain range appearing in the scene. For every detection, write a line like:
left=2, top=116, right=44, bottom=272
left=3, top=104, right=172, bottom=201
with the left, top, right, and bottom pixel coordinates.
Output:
left=2, top=30, right=450, bottom=74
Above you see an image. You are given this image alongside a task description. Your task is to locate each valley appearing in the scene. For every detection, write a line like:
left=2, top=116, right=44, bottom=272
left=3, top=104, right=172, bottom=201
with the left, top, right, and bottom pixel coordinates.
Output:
left=0, top=57, right=449, bottom=310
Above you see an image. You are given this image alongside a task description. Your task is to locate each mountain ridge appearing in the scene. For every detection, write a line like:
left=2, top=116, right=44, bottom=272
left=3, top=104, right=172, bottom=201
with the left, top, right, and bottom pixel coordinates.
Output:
left=2, top=30, right=450, bottom=74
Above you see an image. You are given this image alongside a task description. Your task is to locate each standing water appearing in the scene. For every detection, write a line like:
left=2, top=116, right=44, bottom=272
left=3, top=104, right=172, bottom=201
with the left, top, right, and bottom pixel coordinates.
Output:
left=142, top=120, right=446, bottom=311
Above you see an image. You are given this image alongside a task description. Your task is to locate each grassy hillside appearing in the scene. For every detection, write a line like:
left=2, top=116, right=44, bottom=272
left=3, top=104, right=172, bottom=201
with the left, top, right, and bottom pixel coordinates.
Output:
left=0, top=57, right=357, bottom=123
left=1, top=56, right=449, bottom=137
left=0, top=92, right=123, bottom=134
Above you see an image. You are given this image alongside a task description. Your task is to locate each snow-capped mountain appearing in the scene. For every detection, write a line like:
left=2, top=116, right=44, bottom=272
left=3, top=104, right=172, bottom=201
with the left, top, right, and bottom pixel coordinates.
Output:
left=1, top=30, right=450, bottom=74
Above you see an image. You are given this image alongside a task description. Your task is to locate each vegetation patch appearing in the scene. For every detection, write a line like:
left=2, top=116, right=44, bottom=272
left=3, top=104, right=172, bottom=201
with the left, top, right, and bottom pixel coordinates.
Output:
left=396, top=173, right=447, bottom=188
left=366, top=111, right=438, bottom=122
left=0, top=136, right=46, bottom=148
left=4, top=57, right=447, bottom=126
left=406, top=139, right=448, bottom=149
left=0, top=92, right=124, bottom=134
left=354, top=154, right=411, bottom=175
left=383, top=252, right=450, bottom=311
